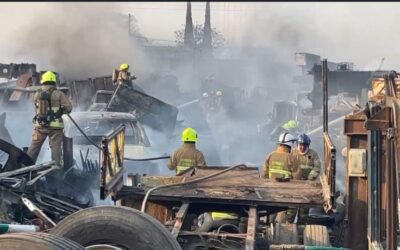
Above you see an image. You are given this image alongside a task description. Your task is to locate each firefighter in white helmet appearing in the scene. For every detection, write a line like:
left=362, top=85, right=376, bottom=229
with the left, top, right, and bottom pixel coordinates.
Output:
left=261, top=132, right=296, bottom=181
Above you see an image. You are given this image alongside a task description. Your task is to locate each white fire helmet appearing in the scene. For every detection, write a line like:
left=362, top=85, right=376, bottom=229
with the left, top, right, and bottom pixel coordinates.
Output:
left=278, top=132, right=296, bottom=147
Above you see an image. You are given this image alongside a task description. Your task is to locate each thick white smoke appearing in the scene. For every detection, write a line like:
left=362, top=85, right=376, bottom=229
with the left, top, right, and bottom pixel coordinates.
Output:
left=240, top=2, right=400, bottom=70
left=0, top=2, right=150, bottom=80
left=2, top=2, right=399, bottom=169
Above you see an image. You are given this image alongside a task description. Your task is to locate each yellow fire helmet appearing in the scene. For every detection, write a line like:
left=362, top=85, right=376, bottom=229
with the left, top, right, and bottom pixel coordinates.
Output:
left=282, top=120, right=298, bottom=130
left=181, top=127, right=198, bottom=142
left=120, top=63, right=129, bottom=71
left=40, top=71, right=57, bottom=84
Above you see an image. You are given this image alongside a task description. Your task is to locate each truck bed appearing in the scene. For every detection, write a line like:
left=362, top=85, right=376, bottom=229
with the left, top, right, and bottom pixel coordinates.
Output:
left=117, top=166, right=324, bottom=208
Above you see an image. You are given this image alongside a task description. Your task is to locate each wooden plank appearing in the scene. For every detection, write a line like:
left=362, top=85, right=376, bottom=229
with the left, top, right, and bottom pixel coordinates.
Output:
left=171, top=202, right=189, bottom=238
left=245, top=206, right=257, bottom=250
left=140, top=176, right=185, bottom=187
left=152, top=168, right=324, bottom=206
left=117, top=167, right=324, bottom=208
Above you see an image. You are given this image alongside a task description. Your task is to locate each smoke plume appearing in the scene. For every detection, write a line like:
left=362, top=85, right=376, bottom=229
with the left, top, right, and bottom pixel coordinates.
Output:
left=0, top=2, right=149, bottom=80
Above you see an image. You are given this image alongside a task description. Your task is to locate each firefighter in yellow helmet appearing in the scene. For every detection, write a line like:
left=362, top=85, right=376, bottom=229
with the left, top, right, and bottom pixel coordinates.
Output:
left=27, top=71, right=72, bottom=167
left=113, top=63, right=136, bottom=88
left=167, top=127, right=206, bottom=175
left=261, top=132, right=295, bottom=181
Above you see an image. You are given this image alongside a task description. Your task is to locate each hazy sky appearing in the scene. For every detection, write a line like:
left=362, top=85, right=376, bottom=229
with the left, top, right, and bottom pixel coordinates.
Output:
left=118, top=2, right=400, bottom=70
left=1, top=2, right=400, bottom=71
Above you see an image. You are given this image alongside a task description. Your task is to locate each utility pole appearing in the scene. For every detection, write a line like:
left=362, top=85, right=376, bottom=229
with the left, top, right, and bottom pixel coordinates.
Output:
left=377, top=57, right=385, bottom=70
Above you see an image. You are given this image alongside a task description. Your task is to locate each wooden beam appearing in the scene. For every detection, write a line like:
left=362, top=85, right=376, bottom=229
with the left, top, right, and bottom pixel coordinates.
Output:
left=171, top=202, right=190, bottom=238
left=245, top=206, right=257, bottom=250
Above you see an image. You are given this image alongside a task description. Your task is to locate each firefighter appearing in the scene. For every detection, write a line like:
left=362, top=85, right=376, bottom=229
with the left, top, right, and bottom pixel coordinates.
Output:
left=282, top=120, right=298, bottom=133
left=168, top=127, right=206, bottom=175
left=261, top=132, right=296, bottom=181
left=114, top=63, right=136, bottom=87
left=270, top=119, right=299, bottom=142
left=280, top=133, right=322, bottom=224
left=27, top=71, right=72, bottom=167
left=291, top=133, right=321, bottom=181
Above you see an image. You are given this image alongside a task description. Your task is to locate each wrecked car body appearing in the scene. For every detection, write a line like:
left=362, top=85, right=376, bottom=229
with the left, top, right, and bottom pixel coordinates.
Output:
left=63, top=111, right=164, bottom=176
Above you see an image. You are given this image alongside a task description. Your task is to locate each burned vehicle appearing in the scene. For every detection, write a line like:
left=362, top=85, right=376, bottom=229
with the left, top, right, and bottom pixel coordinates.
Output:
left=63, top=111, right=163, bottom=176
left=87, top=90, right=114, bottom=111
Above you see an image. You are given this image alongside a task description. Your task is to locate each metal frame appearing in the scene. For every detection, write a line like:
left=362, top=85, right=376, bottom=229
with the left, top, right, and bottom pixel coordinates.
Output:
left=344, top=71, right=400, bottom=249
left=100, top=124, right=125, bottom=200
left=320, top=58, right=337, bottom=212
left=321, top=132, right=336, bottom=212
left=168, top=202, right=259, bottom=250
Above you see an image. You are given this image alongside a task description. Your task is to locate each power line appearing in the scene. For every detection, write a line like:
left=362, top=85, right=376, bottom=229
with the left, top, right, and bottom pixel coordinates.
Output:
left=127, top=3, right=260, bottom=9
left=124, top=7, right=256, bottom=12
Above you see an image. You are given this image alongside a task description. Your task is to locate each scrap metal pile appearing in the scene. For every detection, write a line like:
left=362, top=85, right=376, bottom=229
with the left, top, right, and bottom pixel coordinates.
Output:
left=0, top=63, right=178, bottom=228
left=0, top=57, right=383, bottom=249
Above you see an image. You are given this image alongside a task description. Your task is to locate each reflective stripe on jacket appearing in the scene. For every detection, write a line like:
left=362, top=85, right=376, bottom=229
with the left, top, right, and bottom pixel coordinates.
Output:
left=168, top=143, right=206, bottom=174
left=176, top=158, right=195, bottom=174
left=262, top=145, right=293, bottom=179
left=34, top=106, right=63, bottom=128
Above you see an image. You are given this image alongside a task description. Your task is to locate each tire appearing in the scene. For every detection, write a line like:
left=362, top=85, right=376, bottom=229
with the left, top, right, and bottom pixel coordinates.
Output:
left=51, top=205, right=181, bottom=250
left=303, top=224, right=331, bottom=247
left=0, top=232, right=85, bottom=250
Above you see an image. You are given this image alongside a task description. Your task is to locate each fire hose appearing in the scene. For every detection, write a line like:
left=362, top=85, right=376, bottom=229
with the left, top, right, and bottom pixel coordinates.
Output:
left=65, top=113, right=170, bottom=161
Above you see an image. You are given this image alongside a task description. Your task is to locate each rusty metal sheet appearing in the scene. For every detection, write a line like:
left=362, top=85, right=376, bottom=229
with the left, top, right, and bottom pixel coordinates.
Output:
left=364, top=106, right=391, bottom=131
left=344, top=132, right=368, bottom=249
left=67, top=76, right=115, bottom=110
left=9, top=73, right=32, bottom=101
left=106, top=85, right=178, bottom=136
left=344, top=115, right=367, bottom=135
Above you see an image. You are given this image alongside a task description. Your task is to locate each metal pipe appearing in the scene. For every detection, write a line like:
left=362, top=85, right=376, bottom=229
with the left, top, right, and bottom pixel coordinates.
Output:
left=0, top=224, right=39, bottom=234
left=322, top=59, right=328, bottom=133
left=21, top=197, right=56, bottom=227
